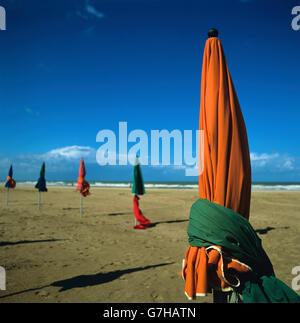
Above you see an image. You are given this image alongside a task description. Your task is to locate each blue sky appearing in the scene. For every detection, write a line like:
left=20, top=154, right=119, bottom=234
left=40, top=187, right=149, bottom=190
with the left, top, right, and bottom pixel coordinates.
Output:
left=0, top=0, right=300, bottom=182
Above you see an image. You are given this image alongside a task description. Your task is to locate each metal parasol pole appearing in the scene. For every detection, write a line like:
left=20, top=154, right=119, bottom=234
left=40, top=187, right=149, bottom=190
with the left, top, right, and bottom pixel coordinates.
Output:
left=6, top=188, right=9, bottom=206
left=213, top=290, right=228, bottom=303
left=38, top=191, right=41, bottom=210
left=80, top=194, right=83, bottom=217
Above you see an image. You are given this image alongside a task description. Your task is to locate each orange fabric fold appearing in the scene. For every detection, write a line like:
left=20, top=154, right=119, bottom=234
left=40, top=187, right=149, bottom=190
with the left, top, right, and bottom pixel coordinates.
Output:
left=76, top=158, right=90, bottom=197
left=195, top=247, right=208, bottom=296
left=6, top=176, right=16, bottom=188
left=79, top=180, right=90, bottom=197
left=181, top=245, right=251, bottom=299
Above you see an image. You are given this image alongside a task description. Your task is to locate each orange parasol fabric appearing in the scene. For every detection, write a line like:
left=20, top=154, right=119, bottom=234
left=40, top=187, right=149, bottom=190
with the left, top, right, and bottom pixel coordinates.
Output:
left=182, top=29, right=252, bottom=300
left=76, top=158, right=90, bottom=197
left=181, top=245, right=251, bottom=298
left=133, top=195, right=151, bottom=229
left=5, top=165, right=16, bottom=189
left=199, top=29, right=251, bottom=220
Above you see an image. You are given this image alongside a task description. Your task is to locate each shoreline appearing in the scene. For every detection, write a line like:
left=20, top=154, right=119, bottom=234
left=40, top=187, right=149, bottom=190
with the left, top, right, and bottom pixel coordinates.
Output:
left=1, top=185, right=300, bottom=192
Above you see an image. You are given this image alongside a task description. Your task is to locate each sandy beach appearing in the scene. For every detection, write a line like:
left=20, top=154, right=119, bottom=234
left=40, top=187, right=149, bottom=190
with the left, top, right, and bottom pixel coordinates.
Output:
left=0, top=186, right=299, bottom=303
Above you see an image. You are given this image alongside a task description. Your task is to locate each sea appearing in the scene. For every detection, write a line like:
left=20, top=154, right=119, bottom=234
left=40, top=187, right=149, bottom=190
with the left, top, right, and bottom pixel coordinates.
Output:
left=3, top=181, right=300, bottom=191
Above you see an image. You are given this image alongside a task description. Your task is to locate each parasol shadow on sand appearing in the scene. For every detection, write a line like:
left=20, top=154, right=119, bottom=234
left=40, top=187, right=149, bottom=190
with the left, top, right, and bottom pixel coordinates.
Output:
left=51, top=262, right=174, bottom=292
left=0, top=262, right=174, bottom=299
left=107, top=212, right=129, bottom=216
left=255, top=226, right=289, bottom=235
left=148, top=219, right=189, bottom=228
left=0, top=239, right=66, bottom=247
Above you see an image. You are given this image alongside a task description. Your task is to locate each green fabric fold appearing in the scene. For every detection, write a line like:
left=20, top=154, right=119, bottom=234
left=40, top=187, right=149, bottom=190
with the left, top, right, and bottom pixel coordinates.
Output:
left=187, top=198, right=300, bottom=303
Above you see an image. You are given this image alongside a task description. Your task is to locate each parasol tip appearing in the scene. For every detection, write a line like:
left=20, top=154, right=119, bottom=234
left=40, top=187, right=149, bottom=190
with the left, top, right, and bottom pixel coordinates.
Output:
left=208, top=28, right=218, bottom=38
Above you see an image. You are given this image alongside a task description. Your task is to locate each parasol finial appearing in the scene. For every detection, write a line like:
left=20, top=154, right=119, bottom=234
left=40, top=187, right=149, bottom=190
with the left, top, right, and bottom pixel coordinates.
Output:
left=208, top=28, right=218, bottom=38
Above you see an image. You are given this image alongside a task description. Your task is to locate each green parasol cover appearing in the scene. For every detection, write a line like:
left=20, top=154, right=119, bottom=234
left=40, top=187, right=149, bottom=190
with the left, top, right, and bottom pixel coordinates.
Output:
left=188, top=198, right=300, bottom=303
left=132, top=157, right=145, bottom=195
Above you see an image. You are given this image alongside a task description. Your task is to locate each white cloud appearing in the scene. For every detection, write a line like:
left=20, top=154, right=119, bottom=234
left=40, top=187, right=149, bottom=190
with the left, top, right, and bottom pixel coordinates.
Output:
left=250, top=152, right=279, bottom=161
left=85, top=2, right=104, bottom=19
left=250, top=152, right=296, bottom=171
left=283, top=158, right=295, bottom=170
left=0, top=146, right=97, bottom=179
left=250, top=152, right=279, bottom=167
left=74, top=0, right=104, bottom=22
left=44, top=145, right=96, bottom=160
left=1, top=147, right=299, bottom=181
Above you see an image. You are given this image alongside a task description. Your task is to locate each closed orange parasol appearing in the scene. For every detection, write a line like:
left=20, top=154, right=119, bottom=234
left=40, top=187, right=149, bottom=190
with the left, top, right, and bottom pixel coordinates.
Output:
left=182, top=29, right=252, bottom=302
left=76, top=158, right=90, bottom=217
left=181, top=29, right=300, bottom=303
left=199, top=28, right=251, bottom=220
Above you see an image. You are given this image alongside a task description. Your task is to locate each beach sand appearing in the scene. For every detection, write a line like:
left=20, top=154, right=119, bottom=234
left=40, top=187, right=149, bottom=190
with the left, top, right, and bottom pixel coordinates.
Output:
left=0, top=186, right=299, bottom=303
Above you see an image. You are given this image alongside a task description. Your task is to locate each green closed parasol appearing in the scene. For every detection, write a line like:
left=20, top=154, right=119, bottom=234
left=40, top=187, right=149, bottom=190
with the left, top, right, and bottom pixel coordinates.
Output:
left=132, top=156, right=145, bottom=196
left=131, top=156, right=151, bottom=229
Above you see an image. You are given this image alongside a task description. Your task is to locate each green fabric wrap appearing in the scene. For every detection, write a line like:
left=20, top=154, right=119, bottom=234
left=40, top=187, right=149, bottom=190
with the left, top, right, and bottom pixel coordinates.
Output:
left=187, top=198, right=300, bottom=303
left=35, top=162, right=47, bottom=192
left=132, top=162, right=145, bottom=195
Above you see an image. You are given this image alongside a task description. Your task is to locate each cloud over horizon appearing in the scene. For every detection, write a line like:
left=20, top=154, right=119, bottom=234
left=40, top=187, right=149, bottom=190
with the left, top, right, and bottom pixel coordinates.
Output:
left=250, top=152, right=296, bottom=171
left=44, top=145, right=96, bottom=161
left=0, top=146, right=299, bottom=182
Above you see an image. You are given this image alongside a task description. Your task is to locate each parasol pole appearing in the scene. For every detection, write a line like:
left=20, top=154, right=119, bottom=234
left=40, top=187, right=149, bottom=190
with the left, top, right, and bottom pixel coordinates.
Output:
left=6, top=188, right=9, bottom=206
left=134, top=194, right=138, bottom=226
left=38, top=191, right=41, bottom=210
left=80, top=194, right=83, bottom=217
left=134, top=194, right=137, bottom=226
left=213, top=290, right=228, bottom=303
left=207, top=27, right=228, bottom=304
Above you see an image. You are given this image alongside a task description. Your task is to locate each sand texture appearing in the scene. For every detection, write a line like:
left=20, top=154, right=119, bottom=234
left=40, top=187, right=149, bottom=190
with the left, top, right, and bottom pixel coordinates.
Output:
left=0, top=187, right=299, bottom=303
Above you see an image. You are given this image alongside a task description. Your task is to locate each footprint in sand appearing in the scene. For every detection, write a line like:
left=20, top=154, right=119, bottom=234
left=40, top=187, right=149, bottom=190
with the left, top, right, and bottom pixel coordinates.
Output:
left=35, top=290, right=50, bottom=297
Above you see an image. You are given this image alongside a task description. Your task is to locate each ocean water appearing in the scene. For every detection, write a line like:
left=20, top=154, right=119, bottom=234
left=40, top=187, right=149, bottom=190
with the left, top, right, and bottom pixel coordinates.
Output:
left=2, top=181, right=300, bottom=191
